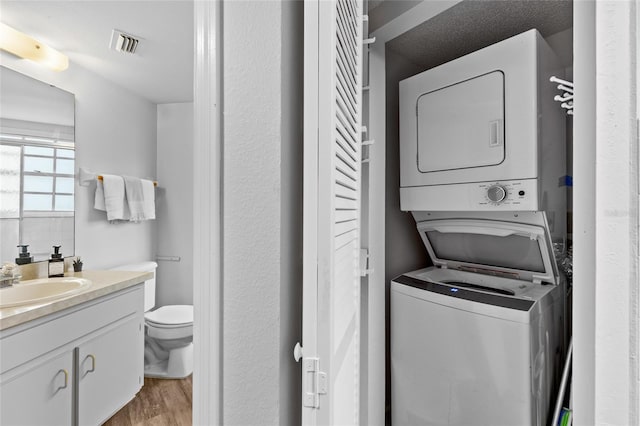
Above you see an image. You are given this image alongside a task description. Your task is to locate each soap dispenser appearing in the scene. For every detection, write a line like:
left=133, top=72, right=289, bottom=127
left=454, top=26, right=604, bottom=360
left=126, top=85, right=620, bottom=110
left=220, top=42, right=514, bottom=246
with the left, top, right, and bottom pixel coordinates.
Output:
left=15, top=245, right=33, bottom=265
left=48, top=245, right=64, bottom=278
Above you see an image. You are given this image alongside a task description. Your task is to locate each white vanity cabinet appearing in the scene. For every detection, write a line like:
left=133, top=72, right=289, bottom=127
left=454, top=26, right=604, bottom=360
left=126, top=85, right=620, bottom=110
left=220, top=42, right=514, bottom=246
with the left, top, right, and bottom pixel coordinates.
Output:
left=0, top=284, right=144, bottom=426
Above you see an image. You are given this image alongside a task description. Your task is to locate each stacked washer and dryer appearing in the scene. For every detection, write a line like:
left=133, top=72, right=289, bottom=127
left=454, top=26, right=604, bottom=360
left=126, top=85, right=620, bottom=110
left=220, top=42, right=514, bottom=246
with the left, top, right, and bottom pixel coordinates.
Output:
left=391, top=29, right=568, bottom=425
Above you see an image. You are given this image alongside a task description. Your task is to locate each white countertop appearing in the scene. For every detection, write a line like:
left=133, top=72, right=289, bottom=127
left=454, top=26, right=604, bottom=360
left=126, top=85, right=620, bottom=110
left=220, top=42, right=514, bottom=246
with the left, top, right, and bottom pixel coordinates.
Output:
left=0, top=270, right=152, bottom=331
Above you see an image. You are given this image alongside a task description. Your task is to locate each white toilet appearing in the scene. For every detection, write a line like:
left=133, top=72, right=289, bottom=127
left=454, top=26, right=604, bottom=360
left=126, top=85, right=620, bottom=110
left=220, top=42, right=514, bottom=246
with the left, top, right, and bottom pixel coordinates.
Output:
left=111, top=262, right=193, bottom=379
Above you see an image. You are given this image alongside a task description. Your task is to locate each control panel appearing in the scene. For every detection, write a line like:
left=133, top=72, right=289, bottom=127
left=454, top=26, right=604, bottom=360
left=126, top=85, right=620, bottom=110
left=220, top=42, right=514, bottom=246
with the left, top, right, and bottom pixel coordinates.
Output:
left=400, top=179, right=539, bottom=211
left=476, top=180, right=537, bottom=209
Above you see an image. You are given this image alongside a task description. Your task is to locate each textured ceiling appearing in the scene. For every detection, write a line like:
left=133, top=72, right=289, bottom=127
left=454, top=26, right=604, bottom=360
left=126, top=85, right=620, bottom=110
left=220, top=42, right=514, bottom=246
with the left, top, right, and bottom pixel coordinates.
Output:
left=368, top=0, right=385, bottom=10
left=369, top=0, right=423, bottom=32
left=386, top=0, right=573, bottom=70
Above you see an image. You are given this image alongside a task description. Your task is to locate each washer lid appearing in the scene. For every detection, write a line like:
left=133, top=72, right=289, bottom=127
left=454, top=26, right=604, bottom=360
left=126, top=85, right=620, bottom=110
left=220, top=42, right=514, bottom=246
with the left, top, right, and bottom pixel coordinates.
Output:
left=416, top=218, right=558, bottom=285
left=145, top=305, right=193, bottom=325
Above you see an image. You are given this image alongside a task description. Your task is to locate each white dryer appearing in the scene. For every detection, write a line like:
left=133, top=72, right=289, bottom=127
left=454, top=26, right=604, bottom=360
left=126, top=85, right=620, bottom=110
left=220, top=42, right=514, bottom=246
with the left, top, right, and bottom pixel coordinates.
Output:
left=399, top=29, right=566, bottom=241
left=391, top=212, right=565, bottom=426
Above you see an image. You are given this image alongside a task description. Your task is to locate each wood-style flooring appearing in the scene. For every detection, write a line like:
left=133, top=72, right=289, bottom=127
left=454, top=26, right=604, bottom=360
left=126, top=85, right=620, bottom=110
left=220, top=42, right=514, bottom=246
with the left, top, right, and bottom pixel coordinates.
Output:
left=104, top=375, right=192, bottom=426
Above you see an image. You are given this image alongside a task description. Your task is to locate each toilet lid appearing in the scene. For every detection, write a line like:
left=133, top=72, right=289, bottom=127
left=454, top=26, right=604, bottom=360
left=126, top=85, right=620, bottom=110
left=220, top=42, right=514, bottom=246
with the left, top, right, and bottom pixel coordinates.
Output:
left=145, top=305, right=193, bottom=326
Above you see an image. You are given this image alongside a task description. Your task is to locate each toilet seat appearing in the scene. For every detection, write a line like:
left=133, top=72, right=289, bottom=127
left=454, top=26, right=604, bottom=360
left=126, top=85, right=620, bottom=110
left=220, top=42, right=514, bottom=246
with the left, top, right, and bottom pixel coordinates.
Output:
left=145, top=305, right=194, bottom=340
left=147, top=322, right=191, bottom=329
left=145, top=305, right=193, bottom=326
left=146, top=323, right=193, bottom=340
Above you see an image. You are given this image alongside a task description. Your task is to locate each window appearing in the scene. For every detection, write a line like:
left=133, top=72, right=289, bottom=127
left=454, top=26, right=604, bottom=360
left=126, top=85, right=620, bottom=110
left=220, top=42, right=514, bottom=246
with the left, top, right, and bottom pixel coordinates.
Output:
left=0, top=138, right=75, bottom=218
left=0, top=144, right=21, bottom=218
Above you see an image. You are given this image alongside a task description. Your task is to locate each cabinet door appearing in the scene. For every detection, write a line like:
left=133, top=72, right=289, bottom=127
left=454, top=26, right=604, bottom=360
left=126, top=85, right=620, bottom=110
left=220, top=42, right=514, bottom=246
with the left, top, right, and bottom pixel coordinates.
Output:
left=0, top=350, right=73, bottom=426
left=77, top=315, right=144, bottom=425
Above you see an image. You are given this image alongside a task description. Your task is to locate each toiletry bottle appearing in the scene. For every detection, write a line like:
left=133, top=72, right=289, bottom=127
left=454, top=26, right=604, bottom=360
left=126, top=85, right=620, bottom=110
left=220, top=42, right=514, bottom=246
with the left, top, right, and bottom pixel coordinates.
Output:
left=48, top=245, right=64, bottom=278
left=15, top=245, right=33, bottom=265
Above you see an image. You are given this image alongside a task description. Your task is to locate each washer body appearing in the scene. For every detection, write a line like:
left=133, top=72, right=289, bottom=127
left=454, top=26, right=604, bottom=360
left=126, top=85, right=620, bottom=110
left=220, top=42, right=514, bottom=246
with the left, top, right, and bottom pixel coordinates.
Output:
left=391, top=268, right=564, bottom=426
left=391, top=213, right=565, bottom=426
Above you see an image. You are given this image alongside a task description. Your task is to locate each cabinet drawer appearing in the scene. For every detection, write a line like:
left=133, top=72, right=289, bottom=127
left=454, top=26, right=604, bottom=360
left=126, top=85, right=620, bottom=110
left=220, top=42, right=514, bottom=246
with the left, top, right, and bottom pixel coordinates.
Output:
left=1, top=285, right=143, bottom=374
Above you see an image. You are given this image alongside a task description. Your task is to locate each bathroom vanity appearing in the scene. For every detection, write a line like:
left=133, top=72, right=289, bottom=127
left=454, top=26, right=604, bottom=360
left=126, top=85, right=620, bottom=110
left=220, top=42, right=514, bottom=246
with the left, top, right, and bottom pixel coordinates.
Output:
left=0, top=270, right=151, bottom=425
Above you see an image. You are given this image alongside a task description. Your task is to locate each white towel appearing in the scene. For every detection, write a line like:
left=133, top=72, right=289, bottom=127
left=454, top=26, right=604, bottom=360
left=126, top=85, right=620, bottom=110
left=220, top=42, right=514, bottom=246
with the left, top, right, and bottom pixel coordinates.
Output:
left=123, top=176, right=144, bottom=222
left=94, top=180, right=106, bottom=211
left=101, top=174, right=130, bottom=221
left=141, top=179, right=156, bottom=220
left=123, top=176, right=156, bottom=221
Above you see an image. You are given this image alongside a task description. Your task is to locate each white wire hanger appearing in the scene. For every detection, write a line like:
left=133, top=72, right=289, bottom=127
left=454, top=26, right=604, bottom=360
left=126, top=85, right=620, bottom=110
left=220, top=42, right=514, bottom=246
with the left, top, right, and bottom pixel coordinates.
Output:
left=550, top=76, right=573, bottom=116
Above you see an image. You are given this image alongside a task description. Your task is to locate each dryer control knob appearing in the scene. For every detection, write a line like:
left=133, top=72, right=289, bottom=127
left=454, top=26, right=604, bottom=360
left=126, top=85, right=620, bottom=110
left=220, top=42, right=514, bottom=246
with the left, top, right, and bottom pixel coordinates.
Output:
left=487, top=185, right=507, bottom=203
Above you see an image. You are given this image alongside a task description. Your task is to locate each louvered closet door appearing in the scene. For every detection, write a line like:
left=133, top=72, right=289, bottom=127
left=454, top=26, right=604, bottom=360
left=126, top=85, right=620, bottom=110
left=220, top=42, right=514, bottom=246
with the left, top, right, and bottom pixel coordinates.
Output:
left=302, top=0, right=363, bottom=424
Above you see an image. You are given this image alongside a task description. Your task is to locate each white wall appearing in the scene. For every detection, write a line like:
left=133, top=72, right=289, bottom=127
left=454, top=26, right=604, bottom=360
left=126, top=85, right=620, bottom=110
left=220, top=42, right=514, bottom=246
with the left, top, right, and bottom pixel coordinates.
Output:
left=1, top=53, right=157, bottom=269
left=156, top=103, right=194, bottom=306
left=221, top=1, right=302, bottom=424
left=573, top=1, right=640, bottom=424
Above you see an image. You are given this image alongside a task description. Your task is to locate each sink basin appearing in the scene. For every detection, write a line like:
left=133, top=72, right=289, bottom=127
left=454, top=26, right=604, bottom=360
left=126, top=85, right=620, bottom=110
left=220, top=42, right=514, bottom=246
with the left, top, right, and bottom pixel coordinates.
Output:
left=0, top=277, right=92, bottom=308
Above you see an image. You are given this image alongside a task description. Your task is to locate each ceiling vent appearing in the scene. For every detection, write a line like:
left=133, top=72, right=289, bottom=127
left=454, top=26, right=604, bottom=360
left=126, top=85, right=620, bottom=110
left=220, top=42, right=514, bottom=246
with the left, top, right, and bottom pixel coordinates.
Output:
left=109, top=29, right=140, bottom=54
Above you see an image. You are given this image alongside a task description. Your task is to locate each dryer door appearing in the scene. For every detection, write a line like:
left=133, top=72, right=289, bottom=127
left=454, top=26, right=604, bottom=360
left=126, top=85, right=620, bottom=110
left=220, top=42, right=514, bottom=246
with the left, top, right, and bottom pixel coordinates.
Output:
left=417, top=71, right=505, bottom=173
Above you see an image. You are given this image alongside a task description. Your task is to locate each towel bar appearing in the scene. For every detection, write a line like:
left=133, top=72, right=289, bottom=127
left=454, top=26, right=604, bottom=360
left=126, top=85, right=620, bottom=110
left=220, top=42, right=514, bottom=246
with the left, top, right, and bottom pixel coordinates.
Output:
left=97, top=175, right=158, bottom=187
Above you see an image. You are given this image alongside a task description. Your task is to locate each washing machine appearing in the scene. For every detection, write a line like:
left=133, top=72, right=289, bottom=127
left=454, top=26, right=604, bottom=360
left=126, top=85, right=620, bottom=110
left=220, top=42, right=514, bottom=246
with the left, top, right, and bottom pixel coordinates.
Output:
left=391, top=212, right=565, bottom=426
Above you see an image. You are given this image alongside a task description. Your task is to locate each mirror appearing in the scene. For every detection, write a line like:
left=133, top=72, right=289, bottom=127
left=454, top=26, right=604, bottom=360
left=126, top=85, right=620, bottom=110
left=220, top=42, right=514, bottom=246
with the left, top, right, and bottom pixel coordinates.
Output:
left=0, top=66, right=75, bottom=263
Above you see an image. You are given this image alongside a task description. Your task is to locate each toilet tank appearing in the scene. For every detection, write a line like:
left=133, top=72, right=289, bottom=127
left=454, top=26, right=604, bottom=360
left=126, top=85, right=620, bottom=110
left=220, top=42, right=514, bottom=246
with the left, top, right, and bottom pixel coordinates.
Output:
left=110, top=261, right=158, bottom=311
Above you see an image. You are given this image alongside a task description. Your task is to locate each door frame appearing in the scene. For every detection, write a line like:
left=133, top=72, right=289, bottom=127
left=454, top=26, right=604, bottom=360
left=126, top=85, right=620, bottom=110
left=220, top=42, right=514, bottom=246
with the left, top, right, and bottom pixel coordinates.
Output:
left=193, top=1, right=223, bottom=424
left=572, top=1, right=639, bottom=424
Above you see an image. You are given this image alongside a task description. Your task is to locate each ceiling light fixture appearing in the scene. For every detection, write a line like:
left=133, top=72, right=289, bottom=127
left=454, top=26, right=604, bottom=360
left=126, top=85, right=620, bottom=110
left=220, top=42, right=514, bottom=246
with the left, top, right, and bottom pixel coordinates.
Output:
left=0, top=22, right=69, bottom=71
